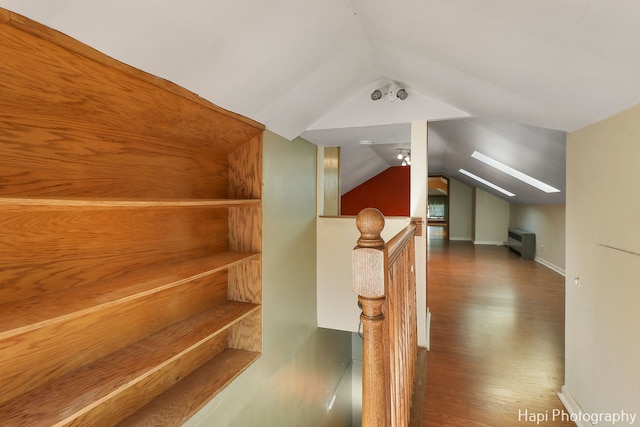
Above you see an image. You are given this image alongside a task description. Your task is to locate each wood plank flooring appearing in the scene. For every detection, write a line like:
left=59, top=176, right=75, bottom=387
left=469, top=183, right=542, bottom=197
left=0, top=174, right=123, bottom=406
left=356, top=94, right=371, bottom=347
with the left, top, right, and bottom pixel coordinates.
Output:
left=423, top=226, right=575, bottom=426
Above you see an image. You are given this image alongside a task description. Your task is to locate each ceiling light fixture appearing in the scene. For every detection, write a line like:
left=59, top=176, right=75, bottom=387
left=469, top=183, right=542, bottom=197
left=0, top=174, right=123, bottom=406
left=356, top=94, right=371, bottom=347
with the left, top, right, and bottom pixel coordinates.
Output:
left=471, top=151, right=560, bottom=193
left=371, top=82, right=408, bottom=102
left=459, top=169, right=515, bottom=197
left=397, top=149, right=411, bottom=166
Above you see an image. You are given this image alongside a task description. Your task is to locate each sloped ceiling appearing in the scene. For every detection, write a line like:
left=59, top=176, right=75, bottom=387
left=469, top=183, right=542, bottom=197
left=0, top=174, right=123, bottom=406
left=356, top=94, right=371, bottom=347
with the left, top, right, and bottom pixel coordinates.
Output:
left=2, top=1, right=639, bottom=204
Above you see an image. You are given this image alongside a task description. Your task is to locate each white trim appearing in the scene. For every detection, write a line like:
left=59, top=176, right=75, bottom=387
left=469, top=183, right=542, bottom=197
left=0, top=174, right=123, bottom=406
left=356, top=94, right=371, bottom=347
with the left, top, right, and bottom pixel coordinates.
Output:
left=473, top=240, right=505, bottom=246
left=558, top=386, right=593, bottom=427
left=425, top=308, right=431, bottom=351
left=449, top=237, right=472, bottom=241
left=535, top=256, right=566, bottom=276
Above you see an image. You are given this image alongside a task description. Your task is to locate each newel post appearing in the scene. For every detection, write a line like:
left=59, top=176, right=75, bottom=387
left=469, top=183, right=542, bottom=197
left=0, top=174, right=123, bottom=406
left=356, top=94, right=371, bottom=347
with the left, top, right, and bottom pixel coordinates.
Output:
left=352, top=208, right=388, bottom=427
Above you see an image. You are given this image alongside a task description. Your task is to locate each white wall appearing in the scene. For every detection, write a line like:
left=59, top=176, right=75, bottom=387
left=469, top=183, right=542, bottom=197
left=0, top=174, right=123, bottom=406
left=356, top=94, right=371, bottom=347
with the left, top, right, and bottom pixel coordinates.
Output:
left=510, top=204, right=566, bottom=274
left=411, top=120, right=428, bottom=348
left=186, top=131, right=353, bottom=427
left=474, top=188, right=509, bottom=245
left=317, top=216, right=412, bottom=333
left=563, top=104, right=640, bottom=421
left=317, top=120, right=429, bottom=348
left=449, top=177, right=473, bottom=241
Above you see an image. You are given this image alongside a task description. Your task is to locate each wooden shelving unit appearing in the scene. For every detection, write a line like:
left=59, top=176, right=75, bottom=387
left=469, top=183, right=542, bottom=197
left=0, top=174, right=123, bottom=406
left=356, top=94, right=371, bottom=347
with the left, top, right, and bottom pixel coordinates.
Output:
left=0, top=7, right=263, bottom=426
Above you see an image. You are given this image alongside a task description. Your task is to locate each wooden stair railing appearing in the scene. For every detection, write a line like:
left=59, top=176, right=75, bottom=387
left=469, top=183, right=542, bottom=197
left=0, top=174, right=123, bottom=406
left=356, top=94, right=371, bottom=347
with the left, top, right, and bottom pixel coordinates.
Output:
left=353, top=208, right=420, bottom=427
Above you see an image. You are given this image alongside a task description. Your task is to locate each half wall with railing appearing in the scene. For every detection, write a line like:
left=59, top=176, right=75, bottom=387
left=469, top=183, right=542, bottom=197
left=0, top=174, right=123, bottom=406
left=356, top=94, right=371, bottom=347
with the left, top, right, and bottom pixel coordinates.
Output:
left=352, top=208, right=421, bottom=427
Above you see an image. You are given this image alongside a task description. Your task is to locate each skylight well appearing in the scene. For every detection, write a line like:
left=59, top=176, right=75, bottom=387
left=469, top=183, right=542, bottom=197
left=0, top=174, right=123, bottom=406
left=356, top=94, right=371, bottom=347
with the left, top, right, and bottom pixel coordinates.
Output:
left=459, top=169, right=515, bottom=197
left=471, top=151, right=560, bottom=193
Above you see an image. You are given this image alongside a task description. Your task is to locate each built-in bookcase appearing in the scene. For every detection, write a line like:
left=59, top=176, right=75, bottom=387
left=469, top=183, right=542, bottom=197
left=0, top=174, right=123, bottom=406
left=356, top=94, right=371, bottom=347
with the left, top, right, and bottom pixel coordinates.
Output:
left=0, top=8, right=263, bottom=426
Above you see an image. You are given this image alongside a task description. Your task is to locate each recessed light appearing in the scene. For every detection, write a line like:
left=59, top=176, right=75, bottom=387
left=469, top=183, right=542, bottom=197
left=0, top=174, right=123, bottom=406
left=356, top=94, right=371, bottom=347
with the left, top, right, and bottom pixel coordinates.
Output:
left=471, top=151, right=560, bottom=193
left=359, top=140, right=374, bottom=145
left=459, top=169, right=515, bottom=197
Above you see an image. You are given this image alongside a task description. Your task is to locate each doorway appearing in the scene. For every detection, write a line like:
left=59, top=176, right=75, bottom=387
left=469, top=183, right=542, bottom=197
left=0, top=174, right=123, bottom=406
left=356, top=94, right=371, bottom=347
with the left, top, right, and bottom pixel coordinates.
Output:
left=428, top=176, right=449, bottom=240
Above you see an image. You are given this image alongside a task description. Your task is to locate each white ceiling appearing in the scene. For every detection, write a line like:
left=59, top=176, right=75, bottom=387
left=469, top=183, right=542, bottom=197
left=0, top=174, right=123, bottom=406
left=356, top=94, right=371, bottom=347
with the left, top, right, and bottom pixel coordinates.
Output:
left=3, top=1, right=639, bottom=204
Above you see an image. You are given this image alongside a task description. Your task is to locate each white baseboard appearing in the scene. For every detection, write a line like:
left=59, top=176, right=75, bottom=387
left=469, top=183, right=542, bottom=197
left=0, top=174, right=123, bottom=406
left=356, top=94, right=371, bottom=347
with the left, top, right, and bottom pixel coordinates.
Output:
left=558, top=386, right=593, bottom=427
left=473, top=240, right=505, bottom=246
left=535, top=256, right=566, bottom=276
left=425, top=308, right=431, bottom=351
left=449, top=237, right=472, bottom=241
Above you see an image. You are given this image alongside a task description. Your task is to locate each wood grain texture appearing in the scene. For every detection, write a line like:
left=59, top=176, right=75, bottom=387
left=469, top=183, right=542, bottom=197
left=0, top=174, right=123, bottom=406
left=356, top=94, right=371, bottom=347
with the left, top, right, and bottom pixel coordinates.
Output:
left=117, top=349, right=260, bottom=427
left=0, top=271, right=227, bottom=405
left=1, top=9, right=264, bottom=131
left=387, top=224, right=417, bottom=265
left=228, top=307, right=262, bottom=353
left=409, top=348, right=427, bottom=427
left=228, top=135, right=263, bottom=199
left=0, top=205, right=228, bottom=304
left=0, top=197, right=261, bottom=208
left=228, top=256, right=262, bottom=304
left=0, top=302, right=258, bottom=426
left=359, top=295, right=390, bottom=427
left=0, top=9, right=262, bottom=200
left=354, top=208, right=419, bottom=427
left=353, top=208, right=386, bottom=298
left=322, top=146, right=341, bottom=216
left=0, top=7, right=262, bottom=424
left=424, top=230, right=574, bottom=426
left=0, top=252, right=258, bottom=336
left=0, top=113, right=229, bottom=198
left=352, top=247, right=386, bottom=298
left=386, top=237, right=417, bottom=427
left=0, top=17, right=262, bottom=158
left=229, top=205, right=262, bottom=252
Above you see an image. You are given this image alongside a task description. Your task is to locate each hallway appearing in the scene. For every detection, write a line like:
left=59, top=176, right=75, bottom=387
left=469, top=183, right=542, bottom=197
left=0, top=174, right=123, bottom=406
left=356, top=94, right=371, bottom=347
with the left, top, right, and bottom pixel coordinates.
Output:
left=423, top=226, right=574, bottom=426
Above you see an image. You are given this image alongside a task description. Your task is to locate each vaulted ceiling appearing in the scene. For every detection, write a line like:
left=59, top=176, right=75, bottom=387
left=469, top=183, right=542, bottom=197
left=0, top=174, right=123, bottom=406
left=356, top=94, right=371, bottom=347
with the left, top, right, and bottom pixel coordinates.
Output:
left=3, top=1, right=639, bottom=204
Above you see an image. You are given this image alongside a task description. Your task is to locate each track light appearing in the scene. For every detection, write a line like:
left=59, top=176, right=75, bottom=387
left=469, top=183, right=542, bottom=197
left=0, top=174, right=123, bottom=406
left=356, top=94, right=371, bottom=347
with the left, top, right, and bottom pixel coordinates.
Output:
left=397, top=149, right=411, bottom=166
left=370, top=82, right=408, bottom=102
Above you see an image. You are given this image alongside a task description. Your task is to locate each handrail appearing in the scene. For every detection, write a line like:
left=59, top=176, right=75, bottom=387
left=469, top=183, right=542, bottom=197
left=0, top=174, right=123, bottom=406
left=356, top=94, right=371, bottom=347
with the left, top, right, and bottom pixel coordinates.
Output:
left=352, top=208, right=419, bottom=427
left=386, top=223, right=417, bottom=265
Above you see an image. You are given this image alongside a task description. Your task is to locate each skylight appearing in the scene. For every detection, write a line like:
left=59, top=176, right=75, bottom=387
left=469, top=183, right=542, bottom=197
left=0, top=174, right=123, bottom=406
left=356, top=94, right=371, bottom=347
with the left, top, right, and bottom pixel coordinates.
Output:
left=471, top=151, right=560, bottom=193
left=459, top=169, right=515, bottom=197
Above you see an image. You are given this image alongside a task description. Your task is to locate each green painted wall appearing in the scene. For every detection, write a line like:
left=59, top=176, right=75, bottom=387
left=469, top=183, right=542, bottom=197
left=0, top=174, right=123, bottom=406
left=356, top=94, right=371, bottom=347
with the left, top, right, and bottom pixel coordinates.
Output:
left=185, top=131, right=353, bottom=426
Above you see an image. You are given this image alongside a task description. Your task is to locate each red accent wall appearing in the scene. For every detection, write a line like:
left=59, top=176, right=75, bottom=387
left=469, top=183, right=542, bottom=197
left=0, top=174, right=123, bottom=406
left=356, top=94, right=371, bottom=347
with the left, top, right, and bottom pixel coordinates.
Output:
left=341, top=166, right=410, bottom=216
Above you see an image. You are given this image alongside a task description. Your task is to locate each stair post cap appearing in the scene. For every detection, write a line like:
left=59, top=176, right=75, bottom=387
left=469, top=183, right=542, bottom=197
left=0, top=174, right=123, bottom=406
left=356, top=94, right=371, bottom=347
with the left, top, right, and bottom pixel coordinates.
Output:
left=355, top=208, right=385, bottom=248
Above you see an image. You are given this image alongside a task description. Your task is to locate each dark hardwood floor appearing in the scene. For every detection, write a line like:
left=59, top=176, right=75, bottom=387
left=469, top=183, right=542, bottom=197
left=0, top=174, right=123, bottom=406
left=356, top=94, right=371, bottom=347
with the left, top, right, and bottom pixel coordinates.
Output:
left=423, top=226, right=574, bottom=426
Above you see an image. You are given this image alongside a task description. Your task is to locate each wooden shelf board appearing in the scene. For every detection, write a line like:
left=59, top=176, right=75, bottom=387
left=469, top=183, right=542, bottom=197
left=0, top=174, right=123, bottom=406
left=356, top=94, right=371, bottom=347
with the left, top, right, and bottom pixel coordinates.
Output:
left=118, top=348, right=261, bottom=426
left=0, top=251, right=260, bottom=338
left=0, top=197, right=261, bottom=208
left=0, top=13, right=264, bottom=424
left=0, top=301, right=260, bottom=426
